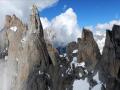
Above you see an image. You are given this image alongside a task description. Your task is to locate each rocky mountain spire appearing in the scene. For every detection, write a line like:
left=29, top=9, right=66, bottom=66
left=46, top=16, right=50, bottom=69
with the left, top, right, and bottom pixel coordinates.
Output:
left=27, top=5, right=53, bottom=90
left=77, top=28, right=101, bottom=72
left=30, top=5, right=43, bottom=37
left=29, top=5, right=52, bottom=70
left=0, top=5, right=52, bottom=90
left=99, top=24, right=120, bottom=90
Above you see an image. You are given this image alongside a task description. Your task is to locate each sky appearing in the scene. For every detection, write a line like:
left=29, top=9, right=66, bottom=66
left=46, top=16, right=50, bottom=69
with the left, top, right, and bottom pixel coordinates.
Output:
left=0, top=0, right=120, bottom=51
left=40, top=0, right=120, bottom=27
left=39, top=0, right=120, bottom=51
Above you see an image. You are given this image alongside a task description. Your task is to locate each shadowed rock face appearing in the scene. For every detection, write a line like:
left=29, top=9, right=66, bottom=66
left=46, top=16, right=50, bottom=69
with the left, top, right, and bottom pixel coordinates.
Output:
left=77, top=29, right=101, bottom=72
left=66, top=41, right=78, bottom=61
left=99, top=25, right=120, bottom=90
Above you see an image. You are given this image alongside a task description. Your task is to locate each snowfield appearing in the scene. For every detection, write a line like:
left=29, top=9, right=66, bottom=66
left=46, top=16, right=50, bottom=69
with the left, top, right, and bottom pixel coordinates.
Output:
left=73, top=72, right=101, bottom=90
left=73, top=78, right=89, bottom=90
left=71, top=57, right=85, bottom=68
left=72, top=49, right=78, bottom=53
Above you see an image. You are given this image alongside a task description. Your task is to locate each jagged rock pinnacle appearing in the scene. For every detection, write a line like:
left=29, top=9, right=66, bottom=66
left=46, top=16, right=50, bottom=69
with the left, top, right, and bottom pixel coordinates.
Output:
left=31, top=4, right=38, bottom=16
left=78, top=28, right=101, bottom=72
left=30, top=4, right=43, bottom=37
left=82, top=28, right=94, bottom=41
left=99, top=24, right=120, bottom=90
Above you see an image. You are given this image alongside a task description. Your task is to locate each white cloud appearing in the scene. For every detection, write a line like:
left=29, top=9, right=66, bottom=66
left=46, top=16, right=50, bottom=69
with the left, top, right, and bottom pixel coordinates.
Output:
left=84, top=26, right=93, bottom=30
left=0, top=0, right=58, bottom=29
left=94, top=31, right=106, bottom=53
left=40, top=17, right=51, bottom=29
left=41, top=7, right=120, bottom=50
left=95, top=19, right=120, bottom=30
left=41, top=8, right=81, bottom=46
left=93, top=19, right=120, bottom=53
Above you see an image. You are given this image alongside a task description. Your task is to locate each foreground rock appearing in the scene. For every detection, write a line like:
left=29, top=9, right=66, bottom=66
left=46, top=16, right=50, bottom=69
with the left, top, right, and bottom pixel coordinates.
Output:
left=0, top=5, right=53, bottom=90
left=1, top=13, right=28, bottom=90
left=99, top=25, right=120, bottom=90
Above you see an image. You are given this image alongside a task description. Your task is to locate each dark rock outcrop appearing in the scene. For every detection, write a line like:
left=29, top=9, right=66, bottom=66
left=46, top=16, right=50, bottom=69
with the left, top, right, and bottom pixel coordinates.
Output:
left=66, top=41, right=78, bottom=61
left=77, top=28, right=101, bottom=72
left=99, top=25, right=120, bottom=90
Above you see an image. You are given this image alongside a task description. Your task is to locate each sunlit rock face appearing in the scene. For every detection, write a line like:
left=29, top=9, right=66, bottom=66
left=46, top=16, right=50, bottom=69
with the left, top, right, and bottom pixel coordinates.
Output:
left=0, top=5, right=52, bottom=90
left=27, top=5, right=53, bottom=90
left=1, top=14, right=28, bottom=90
left=77, top=29, right=101, bottom=72
left=28, top=5, right=51, bottom=73
left=99, top=25, right=120, bottom=90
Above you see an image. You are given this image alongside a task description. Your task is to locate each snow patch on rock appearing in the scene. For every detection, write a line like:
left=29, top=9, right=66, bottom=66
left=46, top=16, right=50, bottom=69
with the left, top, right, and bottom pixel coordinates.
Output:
left=10, top=26, right=17, bottom=32
left=21, top=37, right=26, bottom=43
left=39, top=70, right=43, bottom=75
left=92, top=84, right=101, bottom=90
left=73, top=78, right=89, bottom=90
left=71, top=57, right=85, bottom=68
left=72, top=49, right=78, bottom=53
left=93, top=72, right=100, bottom=83
left=5, top=56, right=8, bottom=61
left=91, top=72, right=102, bottom=90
